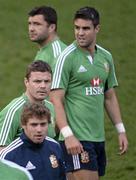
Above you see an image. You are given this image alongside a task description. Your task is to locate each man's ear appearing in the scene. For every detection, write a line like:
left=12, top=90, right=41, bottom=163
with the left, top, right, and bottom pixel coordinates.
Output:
left=95, top=24, right=100, bottom=33
left=24, top=77, right=28, bottom=87
left=21, top=124, right=24, bottom=129
left=49, top=24, right=56, bottom=33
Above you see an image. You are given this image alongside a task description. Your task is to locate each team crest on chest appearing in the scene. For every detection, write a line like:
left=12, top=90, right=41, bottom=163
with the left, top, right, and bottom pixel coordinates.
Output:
left=49, top=155, right=59, bottom=168
left=80, top=151, right=90, bottom=163
left=104, top=62, right=110, bottom=72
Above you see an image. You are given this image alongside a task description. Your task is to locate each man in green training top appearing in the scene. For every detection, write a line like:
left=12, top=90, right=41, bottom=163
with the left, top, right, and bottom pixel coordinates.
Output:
left=0, top=159, right=33, bottom=180
left=50, top=6, right=128, bottom=180
left=28, top=5, right=67, bottom=71
left=0, top=60, right=55, bottom=151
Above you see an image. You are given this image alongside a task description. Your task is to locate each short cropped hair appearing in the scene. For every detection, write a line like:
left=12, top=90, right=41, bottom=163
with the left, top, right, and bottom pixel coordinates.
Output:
left=28, top=5, right=57, bottom=31
left=74, top=6, right=100, bottom=27
left=21, top=102, right=51, bottom=125
left=25, top=60, right=52, bottom=80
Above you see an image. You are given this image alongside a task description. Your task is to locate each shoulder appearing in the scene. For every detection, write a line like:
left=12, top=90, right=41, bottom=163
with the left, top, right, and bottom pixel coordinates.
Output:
left=45, top=136, right=60, bottom=148
left=45, top=137, right=63, bottom=158
left=0, top=137, right=23, bottom=159
left=96, top=44, right=113, bottom=60
left=0, top=159, right=33, bottom=180
left=51, top=39, right=67, bottom=58
left=55, top=39, right=67, bottom=48
left=46, top=136, right=59, bottom=144
left=44, top=100, right=54, bottom=110
left=44, top=99, right=53, bottom=106
left=58, top=43, right=77, bottom=60
left=0, top=96, right=26, bottom=114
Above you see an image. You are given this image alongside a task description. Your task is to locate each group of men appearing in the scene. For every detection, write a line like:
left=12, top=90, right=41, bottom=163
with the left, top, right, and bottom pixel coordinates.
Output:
left=0, top=5, right=128, bottom=180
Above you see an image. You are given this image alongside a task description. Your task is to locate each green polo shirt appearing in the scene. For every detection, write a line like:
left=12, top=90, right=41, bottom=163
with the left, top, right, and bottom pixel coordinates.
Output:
left=35, top=38, right=67, bottom=71
left=0, top=159, right=33, bottom=180
left=52, top=41, right=118, bottom=141
left=0, top=94, right=56, bottom=146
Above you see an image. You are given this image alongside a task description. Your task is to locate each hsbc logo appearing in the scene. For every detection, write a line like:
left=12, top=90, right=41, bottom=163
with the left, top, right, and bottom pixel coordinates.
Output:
left=85, top=87, right=104, bottom=96
left=85, top=77, right=104, bottom=96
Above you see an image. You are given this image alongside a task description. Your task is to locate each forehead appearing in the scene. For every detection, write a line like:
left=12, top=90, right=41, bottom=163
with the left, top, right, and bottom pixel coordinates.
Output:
left=28, top=15, right=46, bottom=23
left=26, top=117, right=48, bottom=125
left=29, top=71, right=52, bottom=79
left=74, top=18, right=93, bottom=27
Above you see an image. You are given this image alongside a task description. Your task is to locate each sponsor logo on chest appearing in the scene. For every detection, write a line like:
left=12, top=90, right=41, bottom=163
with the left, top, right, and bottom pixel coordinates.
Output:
left=85, top=77, right=104, bottom=96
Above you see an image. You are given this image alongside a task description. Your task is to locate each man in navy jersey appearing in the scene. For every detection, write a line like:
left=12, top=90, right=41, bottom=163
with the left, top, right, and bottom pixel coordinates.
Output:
left=0, top=102, right=66, bottom=180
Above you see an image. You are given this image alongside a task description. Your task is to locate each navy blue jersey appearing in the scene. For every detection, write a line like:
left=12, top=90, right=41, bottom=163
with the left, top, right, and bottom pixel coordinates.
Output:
left=0, top=132, right=66, bottom=180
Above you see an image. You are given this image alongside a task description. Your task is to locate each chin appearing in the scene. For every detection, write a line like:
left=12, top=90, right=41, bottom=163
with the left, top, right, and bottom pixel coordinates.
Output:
left=34, top=139, right=43, bottom=144
left=36, top=96, right=46, bottom=101
left=31, top=40, right=38, bottom=43
left=80, top=43, right=90, bottom=48
left=78, top=42, right=86, bottom=46
left=39, top=97, right=46, bottom=101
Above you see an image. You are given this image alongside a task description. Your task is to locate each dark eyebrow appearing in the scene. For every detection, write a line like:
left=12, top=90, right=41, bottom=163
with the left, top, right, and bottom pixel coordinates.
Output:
left=75, top=24, right=91, bottom=30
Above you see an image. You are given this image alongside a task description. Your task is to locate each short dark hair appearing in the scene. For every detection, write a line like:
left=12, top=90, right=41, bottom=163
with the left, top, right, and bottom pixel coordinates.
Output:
left=28, top=5, right=57, bottom=30
left=25, top=60, right=52, bottom=80
left=21, top=102, right=51, bottom=125
left=74, top=6, right=100, bottom=27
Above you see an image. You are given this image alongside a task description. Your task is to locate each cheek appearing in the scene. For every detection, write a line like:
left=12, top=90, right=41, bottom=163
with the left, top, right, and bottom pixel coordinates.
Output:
left=46, top=83, right=51, bottom=90
left=74, top=30, right=77, bottom=34
left=40, top=28, right=49, bottom=37
left=27, top=82, right=33, bottom=88
left=28, top=87, right=35, bottom=95
left=24, top=127, right=33, bottom=137
left=45, top=126, right=48, bottom=132
left=89, top=31, right=96, bottom=37
left=39, top=126, right=48, bottom=134
left=30, top=128, right=37, bottom=136
left=30, top=84, right=38, bottom=91
left=75, top=31, right=78, bottom=37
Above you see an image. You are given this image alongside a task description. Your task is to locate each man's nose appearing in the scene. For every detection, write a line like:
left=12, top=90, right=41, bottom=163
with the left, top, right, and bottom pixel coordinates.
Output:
left=40, top=81, right=46, bottom=88
left=36, top=125, right=42, bottom=132
left=29, top=24, right=35, bottom=31
left=78, top=28, right=84, bottom=35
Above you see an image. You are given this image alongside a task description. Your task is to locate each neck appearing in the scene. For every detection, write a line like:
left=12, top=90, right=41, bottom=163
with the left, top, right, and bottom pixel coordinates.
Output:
left=87, top=46, right=96, bottom=56
left=78, top=38, right=96, bottom=56
left=39, top=33, right=58, bottom=48
left=80, top=44, right=96, bottom=57
left=25, top=92, right=44, bottom=104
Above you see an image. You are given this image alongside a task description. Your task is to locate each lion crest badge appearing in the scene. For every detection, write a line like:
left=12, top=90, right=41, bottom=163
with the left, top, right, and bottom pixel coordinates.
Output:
left=81, top=151, right=90, bottom=163
left=49, top=155, right=59, bottom=168
left=104, top=62, right=110, bottom=73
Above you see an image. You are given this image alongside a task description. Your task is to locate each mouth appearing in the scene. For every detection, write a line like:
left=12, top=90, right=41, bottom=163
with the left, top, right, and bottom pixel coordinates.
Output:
left=78, top=37, right=85, bottom=41
left=29, top=33, right=37, bottom=39
left=36, top=134, right=42, bottom=137
left=37, top=91, right=47, bottom=94
left=35, top=135, right=44, bottom=140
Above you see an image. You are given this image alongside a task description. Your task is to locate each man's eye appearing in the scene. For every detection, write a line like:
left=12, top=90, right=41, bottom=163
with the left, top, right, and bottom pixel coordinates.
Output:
left=75, top=26, right=80, bottom=30
left=34, top=80, right=41, bottom=83
left=83, top=27, right=90, bottom=30
left=41, top=123, right=48, bottom=126
left=34, top=22, right=41, bottom=26
left=31, top=124, right=37, bottom=127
